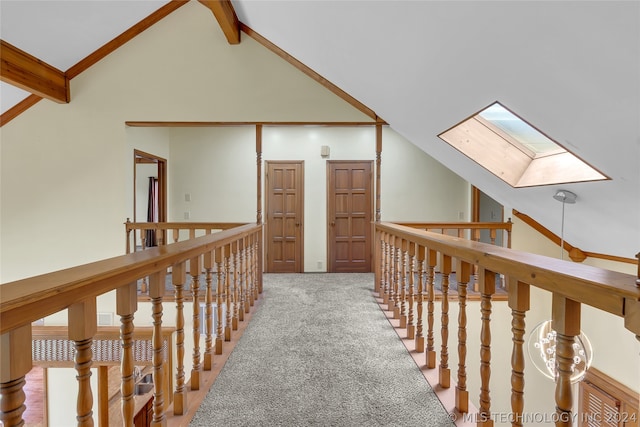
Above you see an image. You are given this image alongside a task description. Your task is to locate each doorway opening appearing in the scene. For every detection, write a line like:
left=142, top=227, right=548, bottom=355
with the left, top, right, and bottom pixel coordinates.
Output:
left=133, top=150, right=167, bottom=246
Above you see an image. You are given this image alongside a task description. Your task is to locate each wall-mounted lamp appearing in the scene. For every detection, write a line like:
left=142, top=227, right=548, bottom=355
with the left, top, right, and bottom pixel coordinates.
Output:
left=553, top=190, right=577, bottom=260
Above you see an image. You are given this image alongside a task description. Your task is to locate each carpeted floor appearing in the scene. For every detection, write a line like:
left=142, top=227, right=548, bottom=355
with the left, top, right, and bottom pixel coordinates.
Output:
left=190, top=273, right=454, bottom=426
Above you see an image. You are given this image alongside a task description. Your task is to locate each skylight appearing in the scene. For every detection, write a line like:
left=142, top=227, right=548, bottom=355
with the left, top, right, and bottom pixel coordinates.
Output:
left=438, top=102, right=609, bottom=188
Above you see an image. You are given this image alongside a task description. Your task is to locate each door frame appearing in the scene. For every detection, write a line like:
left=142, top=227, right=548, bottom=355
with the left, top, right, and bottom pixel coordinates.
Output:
left=133, top=149, right=167, bottom=223
left=264, top=160, right=305, bottom=273
left=326, top=160, right=374, bottom=273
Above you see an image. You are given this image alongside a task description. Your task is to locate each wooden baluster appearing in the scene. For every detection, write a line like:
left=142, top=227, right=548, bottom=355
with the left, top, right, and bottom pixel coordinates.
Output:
left=190, top=255, right=202, bottom=390
left=374, top=230, right=382, bottom=295
left=246, top=236, right=253, bottom=307
left=552, top=295, right=581, bottom=427
left=138, top=229, right=149, bottom=294
left=203, top=250, right=214, bottom=371
left=387, top=236, right=397, bottom=313
left=399, top=239, right=408, bottom=328
left=490, top=229, right=497, bottom=246
left=478, top=268, right=496, bottom=427
left=156, top=226, right=164, bottom=246
left=472, top=229, right=481, bottom=292
left=148, top=273, right=166, bottom=426
left=381, top=236, right=387, bottom=303
left=393, top=238, right=402, bottom=319
left=172, top=229, right=179, bottom=244
left=238, top=237, right=249, bottom=322
left=455, top=260, right=471, bottom=413
left=232, top=241, right=240, bottom=330
left=243, top=237, right=251, bottom=314
left=125, top=219, right=132, bottom=254
left=0, top=324, right=32, bottom=427
left=253, top=230, right=263, bottom=300
left=382, top=235, right=390, bottom=306
left=172, top=262, right=188, bottom=415
left=224, top=244, right=233, bottom=341
left=426, top=248, right=437, bottom=369
left=439, top=254, right=452, bottom=388
left=406, top=242, right=416, bottom=339
left=509, top=278, right=530, bottom=427
left=257, top=229, right=264, bottom=295
left=415, top=246, right=425, bottom=353
left=215, top=247, right=225, bottom=354
left=246, top=235, right=254, bottom=308
left=140, top=229, right=147, bottom=250
left=116, top=283, right=137, bottom=426
left=69, top=298, right=97, bottom=426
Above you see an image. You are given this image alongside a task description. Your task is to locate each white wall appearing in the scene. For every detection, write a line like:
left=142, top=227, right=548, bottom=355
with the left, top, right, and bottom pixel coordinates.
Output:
left=168, top=127, right=256, bottom=223
left=0, top=0, right=370, bottom=283
left=146, top=125, right=469, bottom=272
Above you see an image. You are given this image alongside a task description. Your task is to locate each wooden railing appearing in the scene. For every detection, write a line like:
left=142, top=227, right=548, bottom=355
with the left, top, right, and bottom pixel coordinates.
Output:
left=32, top=326, right=174, bottom=425
left=375, top=222, right=640, bottom=426
left=0, top=222, right=262, bottom=427
left=124, top=219, right=247, bottom=253
left=395, top=220, right=512, bottom=248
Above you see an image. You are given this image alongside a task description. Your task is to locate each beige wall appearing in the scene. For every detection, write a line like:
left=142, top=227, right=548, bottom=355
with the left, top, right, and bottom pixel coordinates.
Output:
left=0, top=1, right=370, bottom=283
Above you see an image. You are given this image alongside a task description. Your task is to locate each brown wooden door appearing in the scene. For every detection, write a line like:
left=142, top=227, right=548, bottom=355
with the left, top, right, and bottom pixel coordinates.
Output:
left=265, top=161, right=304, bottom=273
left=327, top=161, right=373, bottom=272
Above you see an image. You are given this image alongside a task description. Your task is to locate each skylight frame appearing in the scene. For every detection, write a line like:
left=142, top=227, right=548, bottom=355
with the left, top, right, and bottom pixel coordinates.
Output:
left=438, top=102, right=610, bottom=188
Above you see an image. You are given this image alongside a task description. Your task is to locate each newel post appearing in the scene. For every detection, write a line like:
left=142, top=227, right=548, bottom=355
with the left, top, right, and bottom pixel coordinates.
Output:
left=0, top=324, right=32, bottom=427
left=551, top=294, right=581, bottom=427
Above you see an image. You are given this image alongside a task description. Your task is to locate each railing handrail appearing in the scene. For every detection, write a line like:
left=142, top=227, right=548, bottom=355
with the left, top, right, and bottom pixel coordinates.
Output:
left=393, top=221, right=512, bottom=231
left=124, top=221, right=247, bottom=231
left=0, top=223, right=261, bottom=335
left=377, top=222, right=639, bottom=319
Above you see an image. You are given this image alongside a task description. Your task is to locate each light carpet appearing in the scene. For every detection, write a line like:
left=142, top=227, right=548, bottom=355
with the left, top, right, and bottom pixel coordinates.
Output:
left=190, top=273, right=454, bottom=426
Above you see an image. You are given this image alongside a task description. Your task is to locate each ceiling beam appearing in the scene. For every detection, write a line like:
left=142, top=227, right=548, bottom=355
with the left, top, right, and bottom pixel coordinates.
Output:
left=0, top=40, right=69, bottom=103
left=198, top=0, right=241, bottom=44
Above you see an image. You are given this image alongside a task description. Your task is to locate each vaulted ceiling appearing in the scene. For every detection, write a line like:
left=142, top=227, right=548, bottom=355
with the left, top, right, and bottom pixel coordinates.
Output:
left=1, top=0, right=638, bottom=259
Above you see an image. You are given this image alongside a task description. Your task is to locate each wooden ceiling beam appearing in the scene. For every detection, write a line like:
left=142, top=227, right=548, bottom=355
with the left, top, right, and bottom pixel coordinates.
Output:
left=198, top=0, right=241, bottom=44
left=0, top=40, right=69, bottom=103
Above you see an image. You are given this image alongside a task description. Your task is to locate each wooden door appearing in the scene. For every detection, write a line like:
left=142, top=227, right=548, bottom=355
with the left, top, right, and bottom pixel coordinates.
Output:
left=265, top=161, right=304, bottom=273
left=327, top=161, right=373, bottom=272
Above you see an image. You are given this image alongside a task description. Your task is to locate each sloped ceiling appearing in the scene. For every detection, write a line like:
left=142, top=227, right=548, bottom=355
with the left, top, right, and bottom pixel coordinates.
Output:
left=1, top=0, right=638, bottom=259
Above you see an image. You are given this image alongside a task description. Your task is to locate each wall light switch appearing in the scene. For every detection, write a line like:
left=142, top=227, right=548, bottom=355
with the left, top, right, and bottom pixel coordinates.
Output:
left=184, top=211, right=191, bottom=220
